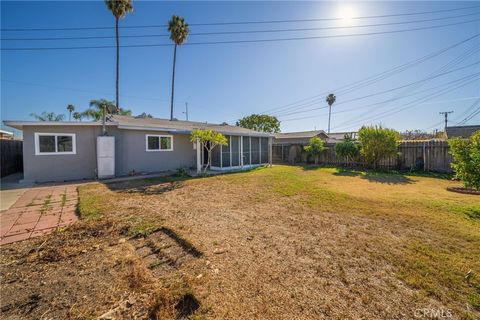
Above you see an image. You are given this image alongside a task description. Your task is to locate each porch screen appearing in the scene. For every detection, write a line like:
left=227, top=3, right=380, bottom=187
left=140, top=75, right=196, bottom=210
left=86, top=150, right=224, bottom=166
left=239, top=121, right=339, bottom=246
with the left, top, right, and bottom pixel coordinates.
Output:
left=231, top=136, right=240, bottom=166
left=251, top=137, right=260, bottom=164
left=222, top=136, right=231, bottom=167
left=211, top=145, right=221, bottom=167
left=260, top=137, right=269, bottom=163
left=242, top=136, right=250, bottom=165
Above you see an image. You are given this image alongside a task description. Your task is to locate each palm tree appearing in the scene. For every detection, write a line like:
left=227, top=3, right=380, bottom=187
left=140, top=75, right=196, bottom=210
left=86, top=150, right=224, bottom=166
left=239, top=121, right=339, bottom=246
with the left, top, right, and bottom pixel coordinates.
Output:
left=326, top=93, right=336, bottom=134
left=85, top=99, right=116, bottom=135
left=67, top=104, right=75, bottom=121
left=73, top=112, right=82, bottom=121
left=104, top=0, right=133, bottom=110
left=168, top=15, right=189, bottom=121
left=30, top=112, right=65, bottom=121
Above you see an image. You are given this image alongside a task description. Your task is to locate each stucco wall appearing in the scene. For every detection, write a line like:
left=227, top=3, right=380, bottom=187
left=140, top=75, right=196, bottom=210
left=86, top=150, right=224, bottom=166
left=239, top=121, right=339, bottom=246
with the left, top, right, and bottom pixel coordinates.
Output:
left=115, top=129, right=196, bottom=175
left=22, top=126, right=196, bottom=182
left=22, top=125, right=101, bottom=182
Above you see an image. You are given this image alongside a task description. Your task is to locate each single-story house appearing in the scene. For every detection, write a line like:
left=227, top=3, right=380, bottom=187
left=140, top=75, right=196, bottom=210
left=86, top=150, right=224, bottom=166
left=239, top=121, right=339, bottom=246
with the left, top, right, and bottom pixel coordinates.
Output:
left=445, top=125, right=480, bottom=139
left=0, top=129, right=14, bottom=140
left=4, top=115, right=273, bottom=183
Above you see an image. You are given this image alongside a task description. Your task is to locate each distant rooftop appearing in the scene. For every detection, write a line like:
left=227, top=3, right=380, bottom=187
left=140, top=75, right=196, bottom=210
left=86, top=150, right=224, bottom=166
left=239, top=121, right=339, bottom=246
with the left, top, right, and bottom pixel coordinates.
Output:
left=446, top=125, right=480, bottom=139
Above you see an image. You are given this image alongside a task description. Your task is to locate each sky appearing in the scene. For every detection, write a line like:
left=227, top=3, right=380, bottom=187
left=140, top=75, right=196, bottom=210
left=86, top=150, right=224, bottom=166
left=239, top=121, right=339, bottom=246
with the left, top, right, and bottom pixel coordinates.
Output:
left=1, top=1, right=479, bottom=137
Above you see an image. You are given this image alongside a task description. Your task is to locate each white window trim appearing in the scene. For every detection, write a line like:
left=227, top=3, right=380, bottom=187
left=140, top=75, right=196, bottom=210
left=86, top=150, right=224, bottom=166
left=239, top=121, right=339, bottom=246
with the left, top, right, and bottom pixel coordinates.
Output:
left=34, top=133, right=76, bottom=155
left=145, top=134, right=174, bottom=152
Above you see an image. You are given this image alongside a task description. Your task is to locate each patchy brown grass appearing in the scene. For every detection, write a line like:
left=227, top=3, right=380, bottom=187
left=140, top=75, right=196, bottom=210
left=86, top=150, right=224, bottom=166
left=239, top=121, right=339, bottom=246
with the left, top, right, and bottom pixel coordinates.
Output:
left=1, top=165, right=479, bottom=319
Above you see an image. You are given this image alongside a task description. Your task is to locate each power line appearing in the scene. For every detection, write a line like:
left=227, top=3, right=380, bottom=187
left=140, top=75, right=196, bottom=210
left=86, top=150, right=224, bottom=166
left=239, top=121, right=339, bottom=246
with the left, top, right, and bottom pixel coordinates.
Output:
left=4, top=11, right=478, bottom=41
left=332, top=75, right=480, bottom=131
left=274, top=60, right=480, bottom=118
left=258, top=33, right=480, bottom=115
left=2, top=5, right=478, bottom=31
left=458, top=99, right=480, bottom=124
left=2, top=18, right=479, bottom=51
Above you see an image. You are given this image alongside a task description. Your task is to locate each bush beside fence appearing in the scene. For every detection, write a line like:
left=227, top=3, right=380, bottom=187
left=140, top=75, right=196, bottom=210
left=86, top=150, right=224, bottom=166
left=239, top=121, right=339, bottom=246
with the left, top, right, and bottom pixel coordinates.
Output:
left=273, top=140, right=453, bottom=173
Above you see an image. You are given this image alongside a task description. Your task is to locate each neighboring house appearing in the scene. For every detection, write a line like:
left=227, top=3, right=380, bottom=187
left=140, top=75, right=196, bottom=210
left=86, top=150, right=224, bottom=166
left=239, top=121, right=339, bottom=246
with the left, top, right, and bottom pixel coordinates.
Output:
left=445, top=125, right=480, bottom=139
left=0, top=129, right=14, bottom=140
left=272, top=130, right=356, bottom=163
left=4, top=115, right=273, bottom=183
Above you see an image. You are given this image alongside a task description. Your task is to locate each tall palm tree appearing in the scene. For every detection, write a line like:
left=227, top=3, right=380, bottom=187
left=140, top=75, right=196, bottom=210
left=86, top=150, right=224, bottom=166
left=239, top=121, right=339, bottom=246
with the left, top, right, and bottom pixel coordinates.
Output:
left=326, top=93, right=336, bottom=134
left=30, top=112, right=65, bottom=121
left=104, top=0, right=133, bottom=110
left=168, top=15, right=189, bottom=121
left=67, top=104, right=75, bottom=121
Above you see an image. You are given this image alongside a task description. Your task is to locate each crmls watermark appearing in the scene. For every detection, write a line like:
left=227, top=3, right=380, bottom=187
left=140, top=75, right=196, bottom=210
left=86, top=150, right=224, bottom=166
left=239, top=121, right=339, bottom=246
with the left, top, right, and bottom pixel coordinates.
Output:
left=414, top=308, right=453, bottom=318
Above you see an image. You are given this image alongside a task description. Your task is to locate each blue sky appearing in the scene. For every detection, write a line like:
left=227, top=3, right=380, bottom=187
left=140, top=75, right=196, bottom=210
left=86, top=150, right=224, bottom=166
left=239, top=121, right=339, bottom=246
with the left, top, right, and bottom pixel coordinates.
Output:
left=1, top=1, right=479, bottom=136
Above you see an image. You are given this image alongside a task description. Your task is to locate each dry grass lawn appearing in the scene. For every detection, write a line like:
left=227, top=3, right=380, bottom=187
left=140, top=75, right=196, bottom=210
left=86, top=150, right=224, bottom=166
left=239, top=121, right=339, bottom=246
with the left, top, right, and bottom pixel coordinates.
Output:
left=1, top=165, right=479, bottom=319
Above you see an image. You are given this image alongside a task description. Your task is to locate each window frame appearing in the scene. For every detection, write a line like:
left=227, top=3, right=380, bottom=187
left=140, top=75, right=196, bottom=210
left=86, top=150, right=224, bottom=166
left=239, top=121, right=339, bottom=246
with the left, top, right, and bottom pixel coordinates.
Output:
left=34, top=132, right=76, bottom=155
left=145, top=134, right=174, bottom=152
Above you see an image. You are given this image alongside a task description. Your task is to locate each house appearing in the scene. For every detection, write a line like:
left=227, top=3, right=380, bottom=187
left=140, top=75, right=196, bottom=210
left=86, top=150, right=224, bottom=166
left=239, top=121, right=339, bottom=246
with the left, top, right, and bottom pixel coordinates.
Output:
left=445, top=125, right=480, bottom=139
left=0, top=129, right=14, bottom=140
left=4, top=115, right=273, bottom=183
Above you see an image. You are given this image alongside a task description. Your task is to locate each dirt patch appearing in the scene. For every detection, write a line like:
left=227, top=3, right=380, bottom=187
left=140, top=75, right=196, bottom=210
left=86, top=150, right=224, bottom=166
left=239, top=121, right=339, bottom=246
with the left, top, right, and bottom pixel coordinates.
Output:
left=0, top=220, right=204, bottom=319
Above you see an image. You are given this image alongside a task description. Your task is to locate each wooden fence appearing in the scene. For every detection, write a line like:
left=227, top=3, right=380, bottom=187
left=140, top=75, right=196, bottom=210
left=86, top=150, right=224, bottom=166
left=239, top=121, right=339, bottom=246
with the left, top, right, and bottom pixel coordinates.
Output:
left=273, top=140, right=453, bottom=172
left=1, top=140, right=23, bottom=177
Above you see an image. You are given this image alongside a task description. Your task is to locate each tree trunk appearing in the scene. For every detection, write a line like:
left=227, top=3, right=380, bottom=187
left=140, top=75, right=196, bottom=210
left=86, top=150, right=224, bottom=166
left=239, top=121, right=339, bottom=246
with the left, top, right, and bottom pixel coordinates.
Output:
left=314, top=156, right=318, bottom=165
left=328, top=104, right=332, bottom=134
left=102, top=106, right=106, bottom=136
left=170, top=44, right=177, bottom=121
left=115, top=17, right=120, bottom=110
left=69, top=111, right=71, bottom=121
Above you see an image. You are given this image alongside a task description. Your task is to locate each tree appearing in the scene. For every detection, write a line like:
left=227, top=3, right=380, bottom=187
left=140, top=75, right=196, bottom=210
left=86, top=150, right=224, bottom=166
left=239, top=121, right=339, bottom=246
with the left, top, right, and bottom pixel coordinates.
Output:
left=326, top=93, right=336, bottom=134
left=335, top=135, right=360, bottom=163
left=358, top=125, right=399, bottom=169
left=236, top=114, right=281, bottom=133
left=190, top=129, right=228, bottom=172
left=448, top=130, right=480, bottom=190
left=104, top=0, right=133, bottom=110
left=81, top=99, right=131, bottom=121
left=135, top=112, right=153, bottom=119
left=304, top=137, right=327, bottom=165
left=73, top=112, right=82, bottom=121
left=30, top=112, right=65, bottom=121
left=168, top=15, right=189, bottom=121
left=67, top=104, right=75, bottom=121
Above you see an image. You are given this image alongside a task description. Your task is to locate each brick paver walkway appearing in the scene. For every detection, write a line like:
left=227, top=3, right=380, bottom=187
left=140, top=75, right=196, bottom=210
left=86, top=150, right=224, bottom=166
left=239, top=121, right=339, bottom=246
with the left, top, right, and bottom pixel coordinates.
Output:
left=0, top=185, right=79, bottom=245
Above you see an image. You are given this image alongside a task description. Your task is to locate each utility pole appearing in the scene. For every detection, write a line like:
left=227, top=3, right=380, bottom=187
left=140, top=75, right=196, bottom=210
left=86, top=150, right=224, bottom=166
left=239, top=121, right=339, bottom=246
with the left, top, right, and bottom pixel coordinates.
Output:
left=439, top=111, right=454, bottom=133
left=183, top=102, right=189, bottom=121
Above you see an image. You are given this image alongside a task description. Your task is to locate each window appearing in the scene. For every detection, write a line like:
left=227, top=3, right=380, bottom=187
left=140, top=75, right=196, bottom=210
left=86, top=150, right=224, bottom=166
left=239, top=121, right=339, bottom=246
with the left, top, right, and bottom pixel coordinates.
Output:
left=146, top=135, right=173, bottom=151
left=35, top=133, right=76, bottom=155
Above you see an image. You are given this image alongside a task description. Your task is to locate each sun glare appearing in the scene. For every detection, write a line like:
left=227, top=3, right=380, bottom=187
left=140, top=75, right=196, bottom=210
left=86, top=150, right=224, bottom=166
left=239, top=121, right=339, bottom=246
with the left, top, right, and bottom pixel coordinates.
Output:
left=337, top=6, right=357, bottom=26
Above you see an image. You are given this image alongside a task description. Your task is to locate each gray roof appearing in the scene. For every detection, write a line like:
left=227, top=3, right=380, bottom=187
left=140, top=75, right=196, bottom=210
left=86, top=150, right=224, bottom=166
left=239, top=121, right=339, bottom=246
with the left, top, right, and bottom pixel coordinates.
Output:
left=446, top=125, right=480, bottom=138
left=274, top=130, right=326, bottom=139
left=3, top=115, right=272, bottom=137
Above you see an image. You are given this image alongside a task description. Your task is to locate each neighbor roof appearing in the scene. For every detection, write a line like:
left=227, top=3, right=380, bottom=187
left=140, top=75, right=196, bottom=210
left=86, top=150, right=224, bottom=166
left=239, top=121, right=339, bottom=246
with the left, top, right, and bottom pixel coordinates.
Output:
left=3, top=115, right=272, bottom=137
left=446, top=125, right=480, bottom=138
left=274, top=130, right=326, bottom=139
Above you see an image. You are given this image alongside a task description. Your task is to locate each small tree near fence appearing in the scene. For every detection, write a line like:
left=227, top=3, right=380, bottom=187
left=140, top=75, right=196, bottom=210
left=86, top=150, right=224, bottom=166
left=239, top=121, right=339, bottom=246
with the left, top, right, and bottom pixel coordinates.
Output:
left=334, top=135, right=360, bottom=164
left=304, top=137, right=326, bottom=165
left=191, top=129, right=228, bottom=172
left=358, top=125, right=399, bottom=169
left=448, top=130, right=480, bottom=191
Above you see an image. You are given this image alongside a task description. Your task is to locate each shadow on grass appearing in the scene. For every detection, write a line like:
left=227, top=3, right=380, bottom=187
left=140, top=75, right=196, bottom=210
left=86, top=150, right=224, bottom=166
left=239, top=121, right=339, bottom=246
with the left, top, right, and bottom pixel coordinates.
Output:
left=105, top=176, right=190, bottom=195
left=333, top=168, right=416, bottom=185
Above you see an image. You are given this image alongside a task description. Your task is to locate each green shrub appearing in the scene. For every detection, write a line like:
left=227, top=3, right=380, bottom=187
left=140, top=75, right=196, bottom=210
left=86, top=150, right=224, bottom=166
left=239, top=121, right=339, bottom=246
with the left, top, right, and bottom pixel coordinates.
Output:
left=334, top=135, right=360, bottom=163
left=358, top=125, right=399, bottom=169
left=304, top=137, right=327, bottom=165
left=448, top=130, right=480, bottom=190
